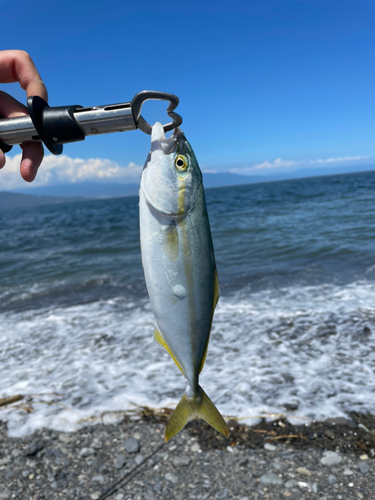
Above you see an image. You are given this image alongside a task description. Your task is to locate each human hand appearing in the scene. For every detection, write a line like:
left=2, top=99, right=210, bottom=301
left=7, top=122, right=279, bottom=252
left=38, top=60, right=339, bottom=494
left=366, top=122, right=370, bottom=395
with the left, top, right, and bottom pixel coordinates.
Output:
left=0, top=50, right=48, bottom=182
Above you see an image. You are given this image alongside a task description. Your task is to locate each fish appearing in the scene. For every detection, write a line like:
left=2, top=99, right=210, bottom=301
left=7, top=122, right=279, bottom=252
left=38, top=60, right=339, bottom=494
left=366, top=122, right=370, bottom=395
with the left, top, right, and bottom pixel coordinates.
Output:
left=139, top=122, right=228, bottom=441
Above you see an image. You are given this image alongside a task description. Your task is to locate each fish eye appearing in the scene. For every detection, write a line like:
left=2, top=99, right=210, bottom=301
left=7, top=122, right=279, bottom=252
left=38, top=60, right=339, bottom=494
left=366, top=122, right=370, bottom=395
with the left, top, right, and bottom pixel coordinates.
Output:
left=175, top=155, right=188, bottom=172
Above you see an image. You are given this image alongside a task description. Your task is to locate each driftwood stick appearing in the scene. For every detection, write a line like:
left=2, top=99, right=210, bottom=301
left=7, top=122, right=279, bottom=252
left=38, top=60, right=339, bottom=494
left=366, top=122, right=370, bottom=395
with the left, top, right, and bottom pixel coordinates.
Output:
left=267, top=434, right=307, bottom=441
left=0, top=395, right=24, bottom=407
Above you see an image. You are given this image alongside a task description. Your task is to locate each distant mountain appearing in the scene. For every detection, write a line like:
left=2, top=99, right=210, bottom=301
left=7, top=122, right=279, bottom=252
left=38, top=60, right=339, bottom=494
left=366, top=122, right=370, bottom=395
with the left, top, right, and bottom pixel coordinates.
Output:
left=11, top=174, right=268, bottom=199
left=203, top=172, right=274, bottom=188
left=275, top=163, right=375, bottom=180
left=5, top=164, right=375, bottom=205
left=203, top=164, right=375, bottom=187
left=12, top=182, right=140, bottom=199
left=219, top=164, right=375, bottom=185
left=9, top=177, right=232, bottom=199
left=0, top=191, right=81, bottom=209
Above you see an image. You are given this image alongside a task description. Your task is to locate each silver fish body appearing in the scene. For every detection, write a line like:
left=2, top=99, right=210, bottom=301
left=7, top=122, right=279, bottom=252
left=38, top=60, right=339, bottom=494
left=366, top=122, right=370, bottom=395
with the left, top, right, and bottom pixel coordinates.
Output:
left=139, top=122, right=227, bottom=440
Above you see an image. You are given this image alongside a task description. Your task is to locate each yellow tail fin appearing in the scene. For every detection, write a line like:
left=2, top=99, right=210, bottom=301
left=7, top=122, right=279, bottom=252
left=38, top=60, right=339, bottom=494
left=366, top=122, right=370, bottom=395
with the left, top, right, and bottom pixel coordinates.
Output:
left=165, top=386, right=228, bottom=442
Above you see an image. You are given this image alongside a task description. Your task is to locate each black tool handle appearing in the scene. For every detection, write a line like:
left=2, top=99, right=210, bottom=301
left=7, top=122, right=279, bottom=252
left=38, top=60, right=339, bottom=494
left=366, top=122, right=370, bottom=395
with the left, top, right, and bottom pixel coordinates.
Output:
left=27, top=96, right=85, bottom=155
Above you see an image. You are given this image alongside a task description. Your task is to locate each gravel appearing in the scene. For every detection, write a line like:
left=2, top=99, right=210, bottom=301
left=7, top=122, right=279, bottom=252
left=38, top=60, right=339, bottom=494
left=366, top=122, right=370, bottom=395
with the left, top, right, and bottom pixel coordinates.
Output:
left=173, top=455, right=191, bottom=467
left=264, top=443, right=277, bottom=451
left=296, top=466, right=312, bottom=476
left=259, top=472, right=283, bottom=485
left=80, top=447, right=95, bottom=458
left=358, top=461, right=370, bottom=474
left=124, top=436, right=140, bottom=454
left=343, top=468, right=354, bottom=475
left=328, top=474, right=337, bottom=484
left=114, top=454, right=126, bottom=469
left=320, top=450, right=343, bottom=466
left=0, top=411, right=374, bottom=499
left=24, top=442, right=44, bottom=457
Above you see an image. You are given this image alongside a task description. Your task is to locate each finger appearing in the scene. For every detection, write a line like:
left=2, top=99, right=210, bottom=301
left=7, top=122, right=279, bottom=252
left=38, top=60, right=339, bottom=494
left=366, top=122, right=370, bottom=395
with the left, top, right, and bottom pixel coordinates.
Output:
left=0, top=50, right=48, bottom=101
left=0, top=149, right=5, bottom=169
left=19, top=142, right=44, bottom=182
left=0, top=50, right=47, bottom=182
left=0, top=89, right=44, bottom=180
left=0, top=89, right=28, bottom=117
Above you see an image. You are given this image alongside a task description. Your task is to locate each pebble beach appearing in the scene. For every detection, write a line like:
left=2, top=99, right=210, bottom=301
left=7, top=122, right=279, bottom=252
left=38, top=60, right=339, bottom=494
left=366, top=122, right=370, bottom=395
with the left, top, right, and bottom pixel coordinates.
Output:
left=1, top=411, right=374, bottom=500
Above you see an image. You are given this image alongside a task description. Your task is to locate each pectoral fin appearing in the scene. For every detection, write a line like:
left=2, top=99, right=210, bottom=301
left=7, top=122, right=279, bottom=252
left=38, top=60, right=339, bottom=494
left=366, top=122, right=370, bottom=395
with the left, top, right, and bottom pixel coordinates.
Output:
left=165, top=385, right=228, bottom=442
left=154, top=327, right=183, bottom=374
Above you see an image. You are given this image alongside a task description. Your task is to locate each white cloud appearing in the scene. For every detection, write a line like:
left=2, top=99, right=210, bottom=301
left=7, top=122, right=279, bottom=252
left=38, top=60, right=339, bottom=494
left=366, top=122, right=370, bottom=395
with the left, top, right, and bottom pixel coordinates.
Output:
left=247, top=158, right=299, bottom=172
left=2, top=153, right=372, bottom=190
left=230, top=156, right=371, bottom=175
left=312, top=156, right=368, bottom=164
left=0, top=154, right=142, bottom=190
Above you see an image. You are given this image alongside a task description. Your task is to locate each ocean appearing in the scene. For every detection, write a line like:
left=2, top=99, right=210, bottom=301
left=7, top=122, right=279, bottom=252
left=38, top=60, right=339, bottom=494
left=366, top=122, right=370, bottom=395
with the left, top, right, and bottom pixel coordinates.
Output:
left=1, top=171, right=375, bottom=436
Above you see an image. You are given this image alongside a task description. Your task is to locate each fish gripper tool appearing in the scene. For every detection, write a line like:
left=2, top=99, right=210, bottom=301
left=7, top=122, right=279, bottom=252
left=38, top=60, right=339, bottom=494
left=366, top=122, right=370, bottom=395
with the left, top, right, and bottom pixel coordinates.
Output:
left=0, top=90, right=182, bottom=155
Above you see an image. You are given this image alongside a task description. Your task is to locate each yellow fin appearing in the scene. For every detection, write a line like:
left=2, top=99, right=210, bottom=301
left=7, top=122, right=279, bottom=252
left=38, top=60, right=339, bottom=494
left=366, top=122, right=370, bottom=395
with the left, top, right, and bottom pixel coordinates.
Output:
left=165, top=386, right=228, bottom=442
left=213, top=267, right=220, bottom=310
left=154, top=327, right=183, bottom=374
left=199, top=268, right=220, bottom=373
left=199, top=345, right=208, bottom=374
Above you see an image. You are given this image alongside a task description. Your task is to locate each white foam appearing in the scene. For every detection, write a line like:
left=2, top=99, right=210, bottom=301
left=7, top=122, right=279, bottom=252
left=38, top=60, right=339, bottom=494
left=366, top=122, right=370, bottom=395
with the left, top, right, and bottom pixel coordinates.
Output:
left=1, top=280, right=375, bottom=436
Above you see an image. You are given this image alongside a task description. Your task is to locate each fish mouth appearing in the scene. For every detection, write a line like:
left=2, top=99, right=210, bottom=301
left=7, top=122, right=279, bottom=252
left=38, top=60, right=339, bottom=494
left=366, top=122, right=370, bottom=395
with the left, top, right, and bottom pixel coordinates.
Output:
left=161, top=128, right=183, bottom=154
left=151, top=124, right=182, bottom=155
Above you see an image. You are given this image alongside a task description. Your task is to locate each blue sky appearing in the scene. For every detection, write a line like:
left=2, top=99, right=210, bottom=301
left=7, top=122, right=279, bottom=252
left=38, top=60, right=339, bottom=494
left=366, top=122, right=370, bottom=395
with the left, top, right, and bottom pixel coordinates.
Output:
left=1, top=0, right=374, bottom=189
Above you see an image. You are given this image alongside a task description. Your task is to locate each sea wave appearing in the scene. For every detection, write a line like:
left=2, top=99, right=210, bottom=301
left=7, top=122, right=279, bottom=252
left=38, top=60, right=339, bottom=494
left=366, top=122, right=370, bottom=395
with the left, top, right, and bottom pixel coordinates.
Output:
left=1, top=279, right=375, bottom=436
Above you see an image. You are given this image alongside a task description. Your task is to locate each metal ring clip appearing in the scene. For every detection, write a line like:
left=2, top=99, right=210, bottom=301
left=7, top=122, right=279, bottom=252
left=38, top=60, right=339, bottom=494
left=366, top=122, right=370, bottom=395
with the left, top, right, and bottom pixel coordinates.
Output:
left=131, top=91, right=183, bottom=135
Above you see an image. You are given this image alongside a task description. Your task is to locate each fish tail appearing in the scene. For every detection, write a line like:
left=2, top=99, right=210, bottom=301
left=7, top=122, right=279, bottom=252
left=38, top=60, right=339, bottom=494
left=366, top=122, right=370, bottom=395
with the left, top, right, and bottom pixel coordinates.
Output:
left=165, top=385, right=228, bottom=442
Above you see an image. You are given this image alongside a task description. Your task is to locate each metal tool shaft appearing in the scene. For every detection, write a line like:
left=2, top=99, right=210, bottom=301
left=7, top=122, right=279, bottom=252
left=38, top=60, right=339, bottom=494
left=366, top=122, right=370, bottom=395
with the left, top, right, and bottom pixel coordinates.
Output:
left=74, top=103, right=136, bottom=136
left=0, top=103, right=136, bottom=146
left=0, top=90, right=182, bottom=155
left=0, top=115, right=36, bottom=146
